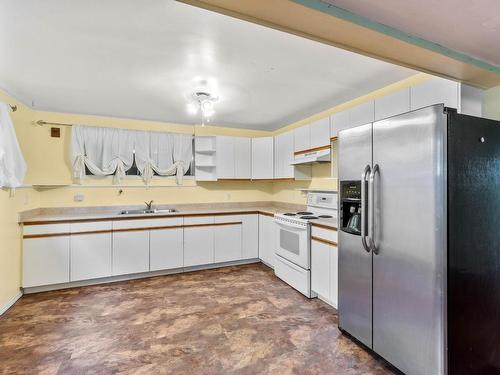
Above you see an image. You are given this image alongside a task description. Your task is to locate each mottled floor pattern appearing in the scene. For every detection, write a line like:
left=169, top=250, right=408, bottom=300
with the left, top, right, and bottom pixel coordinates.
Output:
left=0, top=263, right=393, bottom=374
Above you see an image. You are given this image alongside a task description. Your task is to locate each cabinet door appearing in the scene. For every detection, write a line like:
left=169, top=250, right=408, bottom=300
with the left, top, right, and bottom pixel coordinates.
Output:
left=112, top=231, right=150, bottom=276
left=349, top=101, right=374, bottom=128
left=216, top=136, right=235, bottom=179
left=234, top=137, right=251, bottom=179
left=23, top=236, right=70, bottom=287
left=71, top=233, right=112, bottom=281
left=184, top=216, right=214, bottom=267
left=241, top=214, right=259, bottom=259
left=274, top=131, right=294, bottom=179
left=294, top=125, right=310, bottom=152
left=150, top=228, right=183, bottom=271
left=310, top=118, right=330, bottom=148
left=330, top=245, right=339, bottom=309
left=258, top=214, right=276, bottom=267
left=410, top=78, right=458, bottom=110
left=330, top=110, right=349, bottom=138
left=375, top=88, right=410, bottom=121
left=252, top=137, right=274, bottom=179
left=214, top=221, right=242, bottom=263
left=311, top=239, right=330, bottom=299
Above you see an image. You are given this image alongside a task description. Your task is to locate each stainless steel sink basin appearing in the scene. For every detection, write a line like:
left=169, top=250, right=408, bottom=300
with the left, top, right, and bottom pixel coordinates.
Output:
left=119, top=208, right=177, bottom=215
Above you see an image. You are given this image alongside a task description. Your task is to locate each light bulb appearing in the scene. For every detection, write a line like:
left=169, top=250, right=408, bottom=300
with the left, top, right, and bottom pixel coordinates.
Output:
left=186, top=102, right=198, bottom=115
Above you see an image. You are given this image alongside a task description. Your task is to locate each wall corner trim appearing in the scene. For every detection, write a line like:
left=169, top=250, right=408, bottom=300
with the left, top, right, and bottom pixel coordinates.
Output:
left=0, top=291, right=23, bottom=316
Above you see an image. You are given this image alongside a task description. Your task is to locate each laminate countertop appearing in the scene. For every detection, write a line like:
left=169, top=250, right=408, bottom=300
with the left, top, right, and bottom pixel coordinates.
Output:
left=19, top=202, right=338, bottom=230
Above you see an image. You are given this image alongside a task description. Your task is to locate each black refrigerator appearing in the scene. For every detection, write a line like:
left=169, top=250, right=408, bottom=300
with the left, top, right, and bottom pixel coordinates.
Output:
left=337, top=104, right=500, bottom=374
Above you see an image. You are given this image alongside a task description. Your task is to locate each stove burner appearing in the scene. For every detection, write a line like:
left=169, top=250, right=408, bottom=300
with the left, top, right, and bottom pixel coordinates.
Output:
left=318, top=215, right=333, bottom=218
left=300, top=216, right=318, bottom=219
left=297, top=211, right=313, bottom=215
left=283, top=213, right=296, bottom=216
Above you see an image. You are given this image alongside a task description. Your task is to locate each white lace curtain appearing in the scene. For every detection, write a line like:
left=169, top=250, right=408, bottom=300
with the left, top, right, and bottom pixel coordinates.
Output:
left=71, top=125, right=192, bottom=185
left=0, top=102, right=27, bottom=188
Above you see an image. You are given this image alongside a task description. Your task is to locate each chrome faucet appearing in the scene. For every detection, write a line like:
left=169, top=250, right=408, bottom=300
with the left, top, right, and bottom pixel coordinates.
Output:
left=145, top=200, right=154, bottom=211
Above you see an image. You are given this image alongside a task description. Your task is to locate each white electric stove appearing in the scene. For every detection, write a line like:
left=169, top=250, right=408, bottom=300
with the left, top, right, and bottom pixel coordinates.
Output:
left=274, top=192, right=338, bottom=297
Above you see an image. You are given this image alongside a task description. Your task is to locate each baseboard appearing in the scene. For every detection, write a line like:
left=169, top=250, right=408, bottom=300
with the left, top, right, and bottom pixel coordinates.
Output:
left=23, top=258, right=261, bottom=294
left=0, top=291, right=23, bottom=316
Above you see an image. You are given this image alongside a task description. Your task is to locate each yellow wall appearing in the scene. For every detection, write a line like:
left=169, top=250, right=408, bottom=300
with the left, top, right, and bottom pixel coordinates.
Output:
left=0, top=92, right=40, bottom=309
left=484, top=86, right=500, bottom=121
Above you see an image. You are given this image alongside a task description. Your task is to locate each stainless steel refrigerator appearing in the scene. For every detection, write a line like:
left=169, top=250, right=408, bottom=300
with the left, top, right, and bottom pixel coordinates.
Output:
left=338, top=104, right=500, bottom=375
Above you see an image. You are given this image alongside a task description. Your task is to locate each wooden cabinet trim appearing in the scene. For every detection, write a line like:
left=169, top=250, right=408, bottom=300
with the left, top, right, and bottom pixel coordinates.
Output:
left=311, top=222, right=337, bottom=231
left=312, top=236, right=338, bottom=247
left=23, top=232, right=71, bottom=239
left=259, top=211, right=275, bottom=217
left=183, top=221, right=242, bottom=229
left=294, top=144, right=331, bottom=156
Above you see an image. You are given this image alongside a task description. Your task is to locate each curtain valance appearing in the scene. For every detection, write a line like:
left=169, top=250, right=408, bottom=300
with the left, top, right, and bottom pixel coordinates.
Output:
left=71, top=125, right=192, bottom=185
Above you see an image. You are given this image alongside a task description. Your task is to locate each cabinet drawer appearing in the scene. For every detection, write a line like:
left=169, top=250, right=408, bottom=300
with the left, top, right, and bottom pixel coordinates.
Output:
left=311, top=226, right=338, bottom=244
left=214, top=215, right=243, bottom=224
left=71, top=221, right=112, bottom=233
left=113, top=217, right=182, bottom=230
left=184, top=216, right=214, bottom=225
left=24, top=223, right=70, bottom=236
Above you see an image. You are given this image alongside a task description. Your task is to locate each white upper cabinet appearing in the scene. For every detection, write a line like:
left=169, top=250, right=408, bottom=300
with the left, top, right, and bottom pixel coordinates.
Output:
left=234, top=137, right=251, bottom=179
left=216, top=136, right=235, bottom=179
left=274, top=131, right=294, bottom=178
left=310, top=117, right=331, bottom=148
left=375, top=88, right=411, bottom=121
left=330, top=110, right=349, bottom=138
left=216, top=136, right=251, bottom=179
left=293, top=125, right=310, bottom=153
left=252, top=137, right=274, bottom=179
left=411, top=77, right=458, bottom=111
left=349, top=100, right=375, bottom=128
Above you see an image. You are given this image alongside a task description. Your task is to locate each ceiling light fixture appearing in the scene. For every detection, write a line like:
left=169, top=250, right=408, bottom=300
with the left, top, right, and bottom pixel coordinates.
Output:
left=187, top=91, right=219, bottom=126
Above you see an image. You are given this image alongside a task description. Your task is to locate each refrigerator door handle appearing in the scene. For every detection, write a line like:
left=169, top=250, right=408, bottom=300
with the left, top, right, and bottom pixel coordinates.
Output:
left=361, top=165, right=371, bottom=252
left=368, top=164, right=380, bottom=254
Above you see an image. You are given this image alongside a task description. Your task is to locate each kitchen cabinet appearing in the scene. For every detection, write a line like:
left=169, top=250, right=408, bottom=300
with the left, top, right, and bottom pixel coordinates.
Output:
left=70, top=221, right=112, bottom=281
left=411, top=77, right=458, bottom=111
left=216, top=136, right=234, bottom=179
left=150, top=218, right=184, bottom=271
left=184, top=216, right=215, bottom=267
left=214, top=215, right=242, bottom=263
left=234, top=137, right=251, bottom=179
left=241, top=214, right=259, bottom=259
left=293, top=125, right=310, bottom=153
left=311, top=239, right=330, bottom=300
left=311, top=226, right=338, bottom=308
left=23, top=236, right=70, bottom=287
left=274, top=131, right=311, bottom=180
left=112, top=220, right=150, bottom=276
left=349, top=100, right=374, bottom=128
left=252, top=137, right=274, bottom=179
left=330, top=110, right=349, bottom=138
left=23, top=223, right=71, bottom=287
left=375, top=88, right=410, bottom=121
left=216, top=136, right=251, bottom=179
left=194, top=136, right=217, bottom=181
left=310, top=117, right=330, bottom=148
left=258, top=214, right=276, bottom=267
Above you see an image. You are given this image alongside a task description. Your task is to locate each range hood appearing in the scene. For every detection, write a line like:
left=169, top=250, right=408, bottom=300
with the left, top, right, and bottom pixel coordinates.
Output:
left=290, top=148, right=331, bottom=165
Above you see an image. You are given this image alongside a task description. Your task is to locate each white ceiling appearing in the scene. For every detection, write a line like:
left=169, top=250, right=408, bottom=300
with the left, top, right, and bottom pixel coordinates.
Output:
left=324, top=0, right=500, bottom=68
left=0, top=0, right=415, bottom=130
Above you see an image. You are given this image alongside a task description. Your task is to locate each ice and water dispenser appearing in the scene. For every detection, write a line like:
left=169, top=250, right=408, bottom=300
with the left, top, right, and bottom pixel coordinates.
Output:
left=339, top=181, right=362, bottom=235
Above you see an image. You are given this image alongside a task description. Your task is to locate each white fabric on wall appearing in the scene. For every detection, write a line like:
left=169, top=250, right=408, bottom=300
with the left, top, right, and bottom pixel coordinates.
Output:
left=71, top=124, right=193, bottom=185
left=72, top=125, right=136, bottom=184
left=135, top=131, right=192, bottom=185
left=0, top=102, right=27, bottom=188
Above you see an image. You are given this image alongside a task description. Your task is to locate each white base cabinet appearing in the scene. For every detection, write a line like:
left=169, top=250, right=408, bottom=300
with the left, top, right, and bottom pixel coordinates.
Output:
left=184, top=216, right=215, bottom=267
left=241, top=214, right=259, bottom=259
left=112, top=231, right=150, bottom=276
left=259, top=214, right=276, bottom=267
left=214, top=221, right=242, bottom=263
left=150, top=228, right=184, bottom=271
left=23, top=236, right=70, bottom=288
left=311, top=226, right=338, bottom=308
left=71, top=233, right=112, bottom=281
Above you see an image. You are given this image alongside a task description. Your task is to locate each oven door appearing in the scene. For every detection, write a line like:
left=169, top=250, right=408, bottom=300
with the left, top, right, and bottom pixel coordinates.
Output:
left=275, top=220, right=310, bottom=269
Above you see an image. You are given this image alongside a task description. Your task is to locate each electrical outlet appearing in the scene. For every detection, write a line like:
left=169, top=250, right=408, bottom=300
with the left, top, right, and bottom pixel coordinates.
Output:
left=74, top=194, right=84, bottom=202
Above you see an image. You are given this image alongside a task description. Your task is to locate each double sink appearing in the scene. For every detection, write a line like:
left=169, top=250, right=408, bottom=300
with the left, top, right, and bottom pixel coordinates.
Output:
left=119, top=208, right=177, bottom=215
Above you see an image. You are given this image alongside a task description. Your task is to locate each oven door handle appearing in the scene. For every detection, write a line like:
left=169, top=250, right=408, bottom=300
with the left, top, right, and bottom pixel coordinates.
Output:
left=275, top=220, right=308, bottom=231
left=361, top=164, right=371, bottom=253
